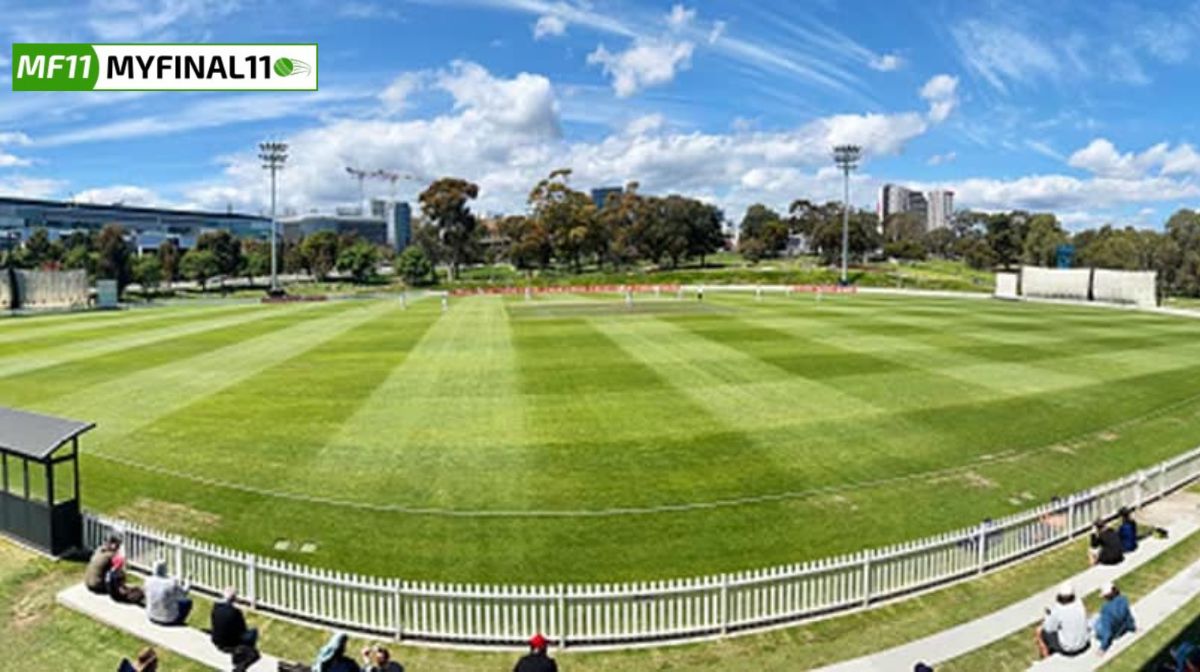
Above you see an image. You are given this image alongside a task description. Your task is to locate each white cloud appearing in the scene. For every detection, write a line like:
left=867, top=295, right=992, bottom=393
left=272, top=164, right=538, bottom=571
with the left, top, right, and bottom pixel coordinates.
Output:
left=338, top=2, right=403, bottom=20
left=666, top=4, right=696, bottom=30
left=1067, top=138, right=1200, bottom=178
left=869, top=53, right=903, bottom=71
left=1025, top=140, right=1064, bottom=161
left=947, top=174, right=1200, bottom=212
left=707, top=20, right=726, bottom=44
left=0, top=176, right=65, bottom=199
left=379, top=73, right=423, bottom=114
left=38, top=89, right=368, bottom=146
left=73, top=185, right=163, bottom=206
left=86, top=0, right=240, bottom=40
left=952, top=19, right=1064, bottom=92
left=927, top=151, right=956, bottom=166
left=178, top=61, right=937, bottom=220
left=919, top=74, right=958, bottom=123
left=587, top=39, right=694, bottom=97
left=533, top=14, right=566, bottom=39
left=0, top=132, right=33, bottom=168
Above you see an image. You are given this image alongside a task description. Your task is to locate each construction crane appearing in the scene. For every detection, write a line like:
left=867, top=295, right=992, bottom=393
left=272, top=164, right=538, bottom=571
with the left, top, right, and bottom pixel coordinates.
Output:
left=345, top=166, right=371, bottom=209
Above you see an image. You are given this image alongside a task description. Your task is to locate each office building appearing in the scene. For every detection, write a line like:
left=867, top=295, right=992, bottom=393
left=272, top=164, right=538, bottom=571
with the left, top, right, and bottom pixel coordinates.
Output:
left=590, top=186, right=623, bottom=209
left=878, top=184, right=953, bottom=232
left=281, top=199, right=412, bottom=251
left=926, top=189, right=954, bottom=231
left=0, top=196, right=269, bottom=254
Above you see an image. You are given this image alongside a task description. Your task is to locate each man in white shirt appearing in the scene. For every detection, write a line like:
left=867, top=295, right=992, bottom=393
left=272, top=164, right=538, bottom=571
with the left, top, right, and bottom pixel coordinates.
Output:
left=145, top=560, right=192, bottom=626
left=1035, top=581, right=1091, bottom=658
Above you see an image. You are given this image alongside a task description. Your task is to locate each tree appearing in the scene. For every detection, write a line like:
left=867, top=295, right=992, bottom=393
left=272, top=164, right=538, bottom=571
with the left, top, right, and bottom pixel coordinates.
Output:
left=299, top=230, right=340, bottom=280
left=882, top=212, right=925, bottom=244
left=528, top=169, right=599, bottom=272
left=985, top=212, right=1027, bottom=269
left=96, top=224, right=132, bottom=295
left=808, top=205, right=881, bottom=265
left=336, top=240, right=380, bottom=282
left=396, top=246, right=435, bottom=286
left=419, top=177, right=479, bottom=280
left=498, top=215, right=552, bottom=271
left=241, top=239, right=271, bottom=281
left=158, top=238, right=181, bottom=284
left=24, top=228, right=61, bottom=268
left=196, top=230, right=243, bottom=277
left=63, top=245, right=95, bottom=276
left=180, top=249, right=220, bottom=291
left=1020, top=214, right=1067, bottom=267
left=738, top=204, right=787, bottom=259
left=132, top=255, right=163, bottom=295
left=687, top=201, right=725, bottom=266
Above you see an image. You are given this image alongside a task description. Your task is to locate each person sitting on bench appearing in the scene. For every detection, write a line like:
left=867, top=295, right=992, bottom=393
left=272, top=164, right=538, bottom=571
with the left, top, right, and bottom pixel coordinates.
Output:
left=106, top=554, right=144, bottom=606
left=211, top=586, right=259, bottom=651
left=86, top=534, right=121, bottom=594
left=1089, top=519, right=1124, bottom=566
left=361, top=644, right=404, bottom=672
left=145, top=560, right=192, bottom=626
left=1093, top=581, right=1136, bottom=656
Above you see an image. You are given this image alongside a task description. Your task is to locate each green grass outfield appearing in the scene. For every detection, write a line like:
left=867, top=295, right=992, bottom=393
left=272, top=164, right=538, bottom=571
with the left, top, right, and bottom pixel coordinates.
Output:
left=3, top=291, right=1200, bottom=584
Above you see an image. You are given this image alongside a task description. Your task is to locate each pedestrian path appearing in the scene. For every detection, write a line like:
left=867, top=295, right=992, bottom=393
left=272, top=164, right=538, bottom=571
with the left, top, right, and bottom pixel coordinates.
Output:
left=58, top=585, right=279, bottom=671
left=1032, top=556, right=1200, bottom=670
left=816, top=492, right=1200, bottom=672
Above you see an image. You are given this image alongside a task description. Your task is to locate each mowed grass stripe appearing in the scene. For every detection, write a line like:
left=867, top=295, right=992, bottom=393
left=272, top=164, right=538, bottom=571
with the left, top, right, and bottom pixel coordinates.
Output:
left=0, top=305, right=343, bottom=409
left=57, top=300, right=384, bottom=451
left=307, top=295, right=534, bottom=510
left=513, top=314, right=796, bottom=508
left=97, top=299, right=441, bottom=497
left=0, top=301, right=258, bottom=350
left=0, top=300, right=322, bottom=380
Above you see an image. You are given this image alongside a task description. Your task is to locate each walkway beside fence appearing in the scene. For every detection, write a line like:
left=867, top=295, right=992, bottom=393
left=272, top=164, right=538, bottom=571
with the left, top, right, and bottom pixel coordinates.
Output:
left=816, top=491, right=1200, bottom=672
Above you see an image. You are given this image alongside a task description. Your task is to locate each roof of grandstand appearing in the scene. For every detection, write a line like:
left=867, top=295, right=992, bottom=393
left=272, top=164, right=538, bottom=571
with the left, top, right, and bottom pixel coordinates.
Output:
left=0, top=406, right=95, bottom=460
left=0, top=196, right=268, bottom=222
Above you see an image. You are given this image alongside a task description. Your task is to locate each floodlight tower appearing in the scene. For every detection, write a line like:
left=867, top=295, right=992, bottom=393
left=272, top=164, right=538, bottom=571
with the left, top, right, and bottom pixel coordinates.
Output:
left=833, top=144, right=861, bottom=285
left=259, top=140, right=288, bottom=295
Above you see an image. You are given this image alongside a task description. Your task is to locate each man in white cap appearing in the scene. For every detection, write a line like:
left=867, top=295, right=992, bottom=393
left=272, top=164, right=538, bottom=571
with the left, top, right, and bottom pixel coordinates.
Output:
left=1035, top=581, right=1090, bottom=658
left=1093, top=580, right=1136, bottom=655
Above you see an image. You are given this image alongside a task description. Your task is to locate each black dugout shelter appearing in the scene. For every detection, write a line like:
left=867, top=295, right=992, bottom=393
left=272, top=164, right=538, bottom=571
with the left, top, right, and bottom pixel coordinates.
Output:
left=0, top=407, right=94, bottom=556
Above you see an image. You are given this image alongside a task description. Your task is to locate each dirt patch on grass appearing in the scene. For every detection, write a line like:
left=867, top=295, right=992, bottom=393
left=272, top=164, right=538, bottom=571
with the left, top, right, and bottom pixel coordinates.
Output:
left=1098, top=431, right=1120, bottom=442
left=1049, top=444, right=1076, bottom=455
left=111, top=498, right=221, bottom=535
left=8, top=569, right=67, bottom=633
left=961, top=471, right=998, bottom=489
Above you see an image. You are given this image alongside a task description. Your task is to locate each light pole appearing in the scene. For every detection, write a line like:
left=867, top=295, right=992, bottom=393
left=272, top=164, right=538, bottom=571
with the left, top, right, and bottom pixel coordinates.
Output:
left=832, top=144, right=861, bottom=285
left=259, top=141, right=289, bottom=295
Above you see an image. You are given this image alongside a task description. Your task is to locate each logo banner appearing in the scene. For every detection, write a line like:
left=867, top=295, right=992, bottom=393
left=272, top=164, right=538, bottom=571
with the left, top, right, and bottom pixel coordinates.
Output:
left=11, top=44, right=318, bottom=91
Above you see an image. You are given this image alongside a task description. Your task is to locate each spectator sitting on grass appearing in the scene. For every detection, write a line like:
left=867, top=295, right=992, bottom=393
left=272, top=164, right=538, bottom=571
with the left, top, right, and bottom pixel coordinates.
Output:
left=211, top=587, right=259, bottom=652
left=1090, top=519, right=1124, bottom=566
left=1093, top=581, right=1136, bottom=656
left=361, top=644, right=404, bottom=672
left=145, top=560, right=192, bottom=626
left=117, top=646, right=158, bottom=672
left=514, top=633, right=558, bottom=672
left=314, top=632, right=361, bottom=672
left=1035, top=582, right=1090, bottom=659
left=85, top=534, right=121, bottom=594
left=106, top=554, right=144, bottom=606
left=1119, top=507, right=1139, bottom=553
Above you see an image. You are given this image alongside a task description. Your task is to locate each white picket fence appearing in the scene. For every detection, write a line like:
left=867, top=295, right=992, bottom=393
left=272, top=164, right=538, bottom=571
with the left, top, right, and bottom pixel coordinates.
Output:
left=83, top=446, right=1200, bottom=649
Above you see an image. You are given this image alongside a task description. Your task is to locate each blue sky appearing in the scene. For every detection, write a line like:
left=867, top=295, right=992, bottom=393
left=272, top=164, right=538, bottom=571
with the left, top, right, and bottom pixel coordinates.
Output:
left=2, top=0, right=1200, bottom=229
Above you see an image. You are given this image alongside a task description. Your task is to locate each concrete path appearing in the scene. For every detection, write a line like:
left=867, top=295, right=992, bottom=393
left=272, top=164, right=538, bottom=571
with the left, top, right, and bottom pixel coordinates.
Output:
left=1032, top=556, right=1200, bottom=670
left=58, top=585, right=279, bottom=671
left=816, top=492, right=1200, bottom=672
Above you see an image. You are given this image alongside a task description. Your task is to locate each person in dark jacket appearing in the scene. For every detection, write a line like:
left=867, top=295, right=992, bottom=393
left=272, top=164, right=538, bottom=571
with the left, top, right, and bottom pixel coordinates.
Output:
left=106, top=555, right=145, bottom=606
left=211, top=587, right=258, bottom=651
left=86, top=534, right=121, bottom=593
left=1118, top=508, right=1139, bottom=553
left=513, top=633, right=558, bottom=672
left=1089, top=520, right=1124, bottom=566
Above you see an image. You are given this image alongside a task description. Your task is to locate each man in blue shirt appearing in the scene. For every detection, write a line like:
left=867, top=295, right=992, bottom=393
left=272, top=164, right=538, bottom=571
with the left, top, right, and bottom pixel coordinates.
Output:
left=1093, top=581, right=1136, bottom=655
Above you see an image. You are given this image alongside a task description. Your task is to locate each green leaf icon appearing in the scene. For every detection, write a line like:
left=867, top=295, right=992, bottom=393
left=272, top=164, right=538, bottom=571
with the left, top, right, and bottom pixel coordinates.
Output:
left=274, top=58, right=294, bottom=77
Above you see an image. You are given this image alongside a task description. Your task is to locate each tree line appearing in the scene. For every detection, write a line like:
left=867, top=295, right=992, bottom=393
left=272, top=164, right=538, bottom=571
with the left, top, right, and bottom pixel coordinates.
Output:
left=732, top=200, right=1200, bottom=297
left=1, top=224, right=390, bottom=296
left=406, top=169, right=726, bottom=282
